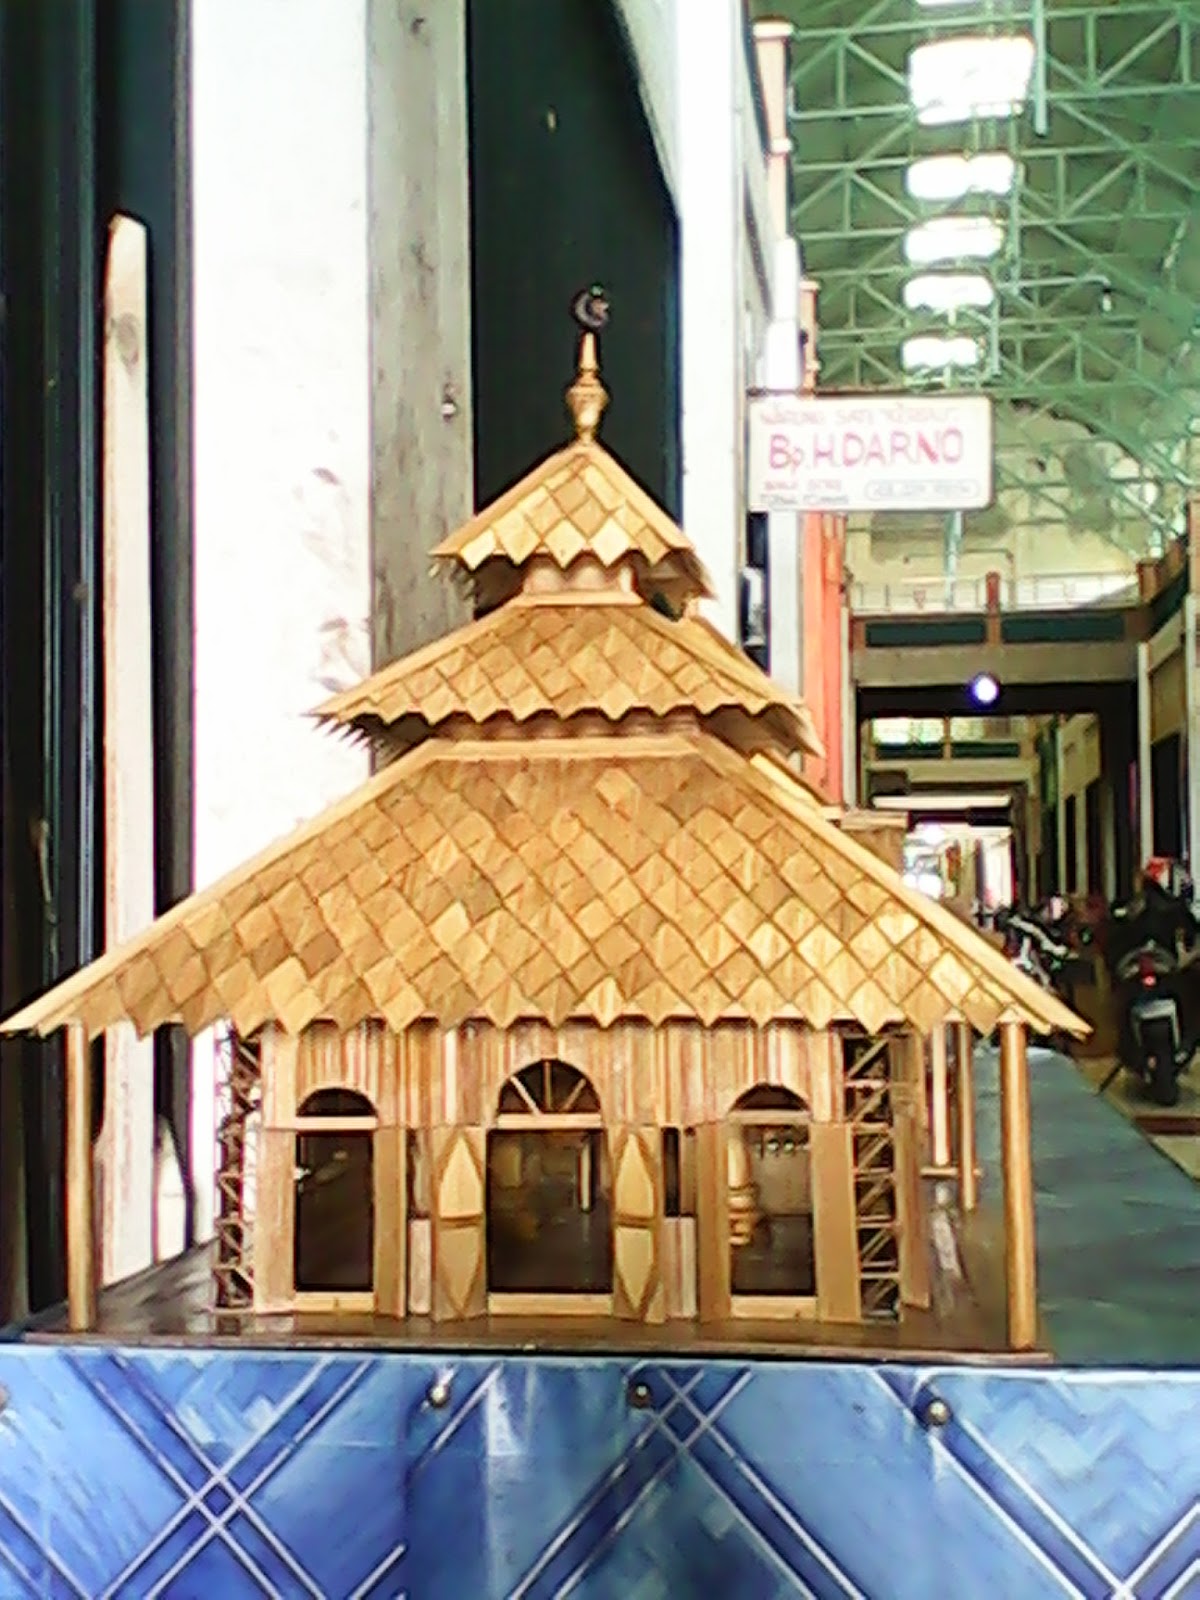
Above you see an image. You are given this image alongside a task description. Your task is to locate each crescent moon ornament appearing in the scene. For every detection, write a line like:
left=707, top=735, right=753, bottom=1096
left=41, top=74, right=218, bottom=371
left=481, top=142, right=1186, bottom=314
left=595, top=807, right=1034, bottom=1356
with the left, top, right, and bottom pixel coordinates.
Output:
left=571, top=285, right=610, bottom=332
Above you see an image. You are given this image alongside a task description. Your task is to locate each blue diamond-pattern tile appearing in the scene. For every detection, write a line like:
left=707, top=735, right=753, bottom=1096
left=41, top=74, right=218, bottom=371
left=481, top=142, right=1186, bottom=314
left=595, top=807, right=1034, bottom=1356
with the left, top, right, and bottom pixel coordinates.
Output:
left=931, top=1369, right=1200, bottom=1581
left=3, top=1347, right=1200, bottom=1599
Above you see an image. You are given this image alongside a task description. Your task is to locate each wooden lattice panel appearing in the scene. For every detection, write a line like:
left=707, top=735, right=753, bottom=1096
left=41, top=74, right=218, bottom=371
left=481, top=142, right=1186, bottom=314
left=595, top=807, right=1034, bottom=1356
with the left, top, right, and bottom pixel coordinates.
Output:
left=213, top=1026, right=261, bottom=1310
left=316, top=590, right=820, bottom=757
left=430, top=440, right=711, bottom=598
left=6, top=731, right=1084, bottom=1045
left=844, top=1034, right=900, bottom=1322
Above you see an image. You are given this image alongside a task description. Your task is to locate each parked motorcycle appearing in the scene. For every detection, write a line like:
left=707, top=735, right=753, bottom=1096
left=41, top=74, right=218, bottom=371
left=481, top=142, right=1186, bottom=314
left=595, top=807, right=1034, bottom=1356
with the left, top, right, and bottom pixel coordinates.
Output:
left=1104, top=874, right=1200, bottom=1106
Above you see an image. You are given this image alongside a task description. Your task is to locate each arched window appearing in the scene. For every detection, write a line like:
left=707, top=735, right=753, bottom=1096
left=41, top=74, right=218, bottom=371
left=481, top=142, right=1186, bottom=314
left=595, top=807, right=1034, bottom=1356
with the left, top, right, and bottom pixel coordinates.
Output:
left=487, top=1060, right=610, bottom=1299
left=496, top=1059, right=601, bottom=1117
left=293, top=1088, right=375, bottom=1295
left=728, top=1085, right=814, bottom=1300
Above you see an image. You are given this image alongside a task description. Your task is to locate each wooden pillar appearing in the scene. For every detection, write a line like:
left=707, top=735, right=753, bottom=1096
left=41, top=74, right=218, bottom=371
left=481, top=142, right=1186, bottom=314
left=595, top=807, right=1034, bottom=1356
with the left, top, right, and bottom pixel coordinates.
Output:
left=999, top=1021, right=1037, bottom=1349
left=929, top=1024, right=952, bottom=1172
left=811, top=1122, right=861, bottom=1323
left=893, top=1033, right=931, bottom=1310
left=956, top=1022, right=978, bottom=1213
left=65, top=1023, right=97, bottom=1331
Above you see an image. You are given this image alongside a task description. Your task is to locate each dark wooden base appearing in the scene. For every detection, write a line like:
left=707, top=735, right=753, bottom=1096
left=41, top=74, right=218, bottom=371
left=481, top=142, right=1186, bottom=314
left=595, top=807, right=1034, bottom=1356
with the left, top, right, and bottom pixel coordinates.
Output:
left=27, top=1189, right=1047, bottom=1365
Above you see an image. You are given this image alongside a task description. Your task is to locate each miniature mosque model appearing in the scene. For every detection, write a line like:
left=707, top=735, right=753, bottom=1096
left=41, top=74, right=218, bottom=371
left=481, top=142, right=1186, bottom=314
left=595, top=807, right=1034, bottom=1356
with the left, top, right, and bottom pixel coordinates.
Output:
left=4, top=319, right=1084, bottom=1353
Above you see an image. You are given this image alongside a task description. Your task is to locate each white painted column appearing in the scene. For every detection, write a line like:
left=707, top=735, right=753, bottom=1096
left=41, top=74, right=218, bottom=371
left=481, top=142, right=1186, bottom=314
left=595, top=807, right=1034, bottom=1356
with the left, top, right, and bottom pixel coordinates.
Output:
left=192, top=0, right=373, bottom=1238
left=1185, top=594, right=1200, bottom=871
left=763, top=238, right=802, bottom=692
left=1137, top=639, right=1154, bottom=868
left=678, top=0, right=742, bottom=636
left=99, top=218, right=156, bottom=1284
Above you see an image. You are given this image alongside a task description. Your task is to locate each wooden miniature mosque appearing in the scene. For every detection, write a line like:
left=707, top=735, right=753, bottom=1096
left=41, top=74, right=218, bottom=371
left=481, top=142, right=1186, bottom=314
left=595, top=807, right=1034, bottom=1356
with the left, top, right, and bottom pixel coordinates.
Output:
left=3, top=316, right=1084, bottom=1355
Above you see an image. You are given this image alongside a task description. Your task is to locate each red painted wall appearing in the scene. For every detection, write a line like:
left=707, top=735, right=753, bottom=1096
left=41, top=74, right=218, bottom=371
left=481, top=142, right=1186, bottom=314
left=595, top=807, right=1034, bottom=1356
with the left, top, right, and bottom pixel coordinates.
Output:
left=802, top=511, right=846, bottom=802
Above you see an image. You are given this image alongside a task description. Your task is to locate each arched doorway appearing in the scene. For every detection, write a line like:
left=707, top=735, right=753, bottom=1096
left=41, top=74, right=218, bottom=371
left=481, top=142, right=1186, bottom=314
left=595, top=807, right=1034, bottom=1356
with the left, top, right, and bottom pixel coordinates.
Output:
left=487, top=1060, right=612, bottom=1303
left=293, top=1088, right=375, bottom=1296
left=728, top=1086, right=815, bottom=1305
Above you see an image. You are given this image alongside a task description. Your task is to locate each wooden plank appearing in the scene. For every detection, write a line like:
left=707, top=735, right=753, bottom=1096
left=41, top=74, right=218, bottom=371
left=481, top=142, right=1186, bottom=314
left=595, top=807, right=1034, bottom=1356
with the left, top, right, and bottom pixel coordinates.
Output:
left=611, top=1126, right=664, bottom=1323
left=487, top=1293, right=613, bottom=1317
left=430, top=1126, right=486, bottom=1320
left=695, top=1122, right=730, bottom=1322
left=408, top=1218, right=432, bottom=1315
left=96, top=216, right=156, bottom=1287
left=374, top=1125, right=405, bottom=1318
left=252, top=1127, right=295, bottom=1312
left=811, top=1123, right=861, bottom=1324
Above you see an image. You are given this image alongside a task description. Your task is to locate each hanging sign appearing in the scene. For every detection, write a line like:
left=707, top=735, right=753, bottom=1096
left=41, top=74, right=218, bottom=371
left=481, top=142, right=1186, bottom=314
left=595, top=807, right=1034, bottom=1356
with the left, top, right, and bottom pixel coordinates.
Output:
left=747, top=393, right=993, bottom=513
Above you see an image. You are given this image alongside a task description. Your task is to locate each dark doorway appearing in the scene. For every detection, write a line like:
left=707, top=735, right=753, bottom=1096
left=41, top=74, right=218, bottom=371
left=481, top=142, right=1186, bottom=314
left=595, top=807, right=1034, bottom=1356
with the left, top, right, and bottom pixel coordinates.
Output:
left=487, top=1061, right=612, bottom=1296
left=293, top=1089, right=374, bottom=1294
left=729, top=1086, right=815, bottom=1298
left=1152, top=735, right=1184, bottom=859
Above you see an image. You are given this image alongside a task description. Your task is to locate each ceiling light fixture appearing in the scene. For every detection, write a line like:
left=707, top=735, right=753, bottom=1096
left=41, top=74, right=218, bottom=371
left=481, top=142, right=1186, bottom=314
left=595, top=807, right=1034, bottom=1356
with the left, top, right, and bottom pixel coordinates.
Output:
left=906, top=152, right=1016, bottom=203
left=904, top=215, right=1004, bottom=265
left=969, top=673, right=1000, bottom=707
left=902, top=334, right=981, bottom=371
left=908, top=36, right=1035, bottom=127
left=904, top=273, right=996, bottom=314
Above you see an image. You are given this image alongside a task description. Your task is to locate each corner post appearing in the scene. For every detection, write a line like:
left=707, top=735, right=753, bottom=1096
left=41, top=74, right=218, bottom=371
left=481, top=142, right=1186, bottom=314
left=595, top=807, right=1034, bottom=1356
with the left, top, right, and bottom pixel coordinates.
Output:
left=65, top=1022, right=97, bottom=1329
left=956, top=1021, right=978, bottom=1213
left=998, top=1020, right=1037, bottom=1349
left=929, top=1023, right=952, bottom=1171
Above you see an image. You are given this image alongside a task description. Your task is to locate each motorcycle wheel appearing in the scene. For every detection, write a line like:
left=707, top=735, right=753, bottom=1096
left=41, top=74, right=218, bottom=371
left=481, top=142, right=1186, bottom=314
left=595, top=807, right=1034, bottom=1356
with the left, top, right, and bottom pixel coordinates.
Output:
left=1143, top=1020, right=1181, bottom=1106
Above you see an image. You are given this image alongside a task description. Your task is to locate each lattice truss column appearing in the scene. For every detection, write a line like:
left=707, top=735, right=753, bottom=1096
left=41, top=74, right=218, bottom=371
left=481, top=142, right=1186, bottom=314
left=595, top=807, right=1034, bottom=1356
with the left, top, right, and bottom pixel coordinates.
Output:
left=213, top=1026, right=262, bottom=1309
left=775, top=0, right=1200, bottom=555
left=842, top=1032, right=900, bottom=1322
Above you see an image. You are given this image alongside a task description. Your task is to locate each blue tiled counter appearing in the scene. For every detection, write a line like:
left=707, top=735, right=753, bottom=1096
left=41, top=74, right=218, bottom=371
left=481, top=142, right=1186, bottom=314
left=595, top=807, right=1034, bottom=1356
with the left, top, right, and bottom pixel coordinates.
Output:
left=1, top=1345, right=1198, bottom=1598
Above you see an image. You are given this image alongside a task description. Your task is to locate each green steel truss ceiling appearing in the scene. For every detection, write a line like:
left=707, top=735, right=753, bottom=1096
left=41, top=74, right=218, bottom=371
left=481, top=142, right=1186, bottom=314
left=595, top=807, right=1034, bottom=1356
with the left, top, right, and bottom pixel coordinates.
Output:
left=752, top=0, right=1200, bottom=555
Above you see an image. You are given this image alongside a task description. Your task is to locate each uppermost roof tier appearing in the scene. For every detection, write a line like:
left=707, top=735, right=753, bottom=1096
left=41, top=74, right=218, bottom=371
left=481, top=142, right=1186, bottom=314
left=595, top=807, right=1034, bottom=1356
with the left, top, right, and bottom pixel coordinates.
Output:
left=430, top=331, right=713, bottom=608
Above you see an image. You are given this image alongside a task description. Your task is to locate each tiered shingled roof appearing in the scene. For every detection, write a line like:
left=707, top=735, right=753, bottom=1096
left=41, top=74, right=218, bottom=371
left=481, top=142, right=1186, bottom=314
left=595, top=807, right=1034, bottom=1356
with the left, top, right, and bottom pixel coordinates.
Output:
left=430, top=332, right=712, bottom=610
left=316, top=588, right=823, bottom=758
left=1, top=733, right=1082, bottom=1041
left=1, top=328, right=1083, bottom=1044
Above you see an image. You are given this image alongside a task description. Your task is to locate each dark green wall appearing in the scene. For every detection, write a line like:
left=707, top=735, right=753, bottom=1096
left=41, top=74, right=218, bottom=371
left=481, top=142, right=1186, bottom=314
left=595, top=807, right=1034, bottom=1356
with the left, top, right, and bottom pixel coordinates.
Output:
left=467, top=0, right=680, bottom=514
left=0, top=0, right=192, bottom=1321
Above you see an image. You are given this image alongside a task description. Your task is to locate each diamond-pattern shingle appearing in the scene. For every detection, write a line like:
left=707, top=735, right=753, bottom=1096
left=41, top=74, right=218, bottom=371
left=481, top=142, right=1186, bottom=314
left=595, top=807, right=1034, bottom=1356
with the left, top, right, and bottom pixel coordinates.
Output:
left=430, top=441, right=712, bottom=598
left=316, top=590, right=822, bottom=758
left=3, top=732, right=1083, bottom=1043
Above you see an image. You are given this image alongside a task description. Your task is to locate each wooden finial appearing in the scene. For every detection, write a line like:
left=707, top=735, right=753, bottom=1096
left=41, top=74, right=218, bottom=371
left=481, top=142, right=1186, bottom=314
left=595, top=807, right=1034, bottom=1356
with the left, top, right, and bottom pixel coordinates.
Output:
left=566, top=285, right=610, bottom=441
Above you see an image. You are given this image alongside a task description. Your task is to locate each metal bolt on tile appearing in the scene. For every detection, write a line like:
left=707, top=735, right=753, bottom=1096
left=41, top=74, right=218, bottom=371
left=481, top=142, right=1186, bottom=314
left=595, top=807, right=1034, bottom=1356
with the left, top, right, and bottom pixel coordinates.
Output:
left=426, top=1375, right=452, bottom=1410
left=920, top=1394, right=952, bottom=1430
left=627, top=1378, right=654, bottom=1410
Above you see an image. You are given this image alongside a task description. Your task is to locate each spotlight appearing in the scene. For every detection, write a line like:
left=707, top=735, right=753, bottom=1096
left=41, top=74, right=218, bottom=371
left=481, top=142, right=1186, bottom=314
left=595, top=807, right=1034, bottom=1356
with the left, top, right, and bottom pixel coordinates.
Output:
left=969, top=672, right=1000, bottom=707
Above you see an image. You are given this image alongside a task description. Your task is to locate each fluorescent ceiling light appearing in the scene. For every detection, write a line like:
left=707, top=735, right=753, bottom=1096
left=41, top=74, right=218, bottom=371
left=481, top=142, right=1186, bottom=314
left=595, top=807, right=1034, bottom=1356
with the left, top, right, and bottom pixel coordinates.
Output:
left=904, top=215, right=1004, bottom=265
left=915, top=0, right=984, bottom=8
left=902, top=334, right=980, bottom=371
left=906, top=152, right=1016, bottom=202
left=904, top=272, right=995, bottom=313
left=909, top=36, right=1036, bottom=126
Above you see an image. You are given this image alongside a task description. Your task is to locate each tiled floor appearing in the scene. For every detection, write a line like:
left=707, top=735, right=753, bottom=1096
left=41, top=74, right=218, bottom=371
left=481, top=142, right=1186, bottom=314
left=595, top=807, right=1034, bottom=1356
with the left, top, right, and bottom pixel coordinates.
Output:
left=1073, top=1050, right=1200, bottom=1179
left=975, top=1042, right=1200, bottom=1366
